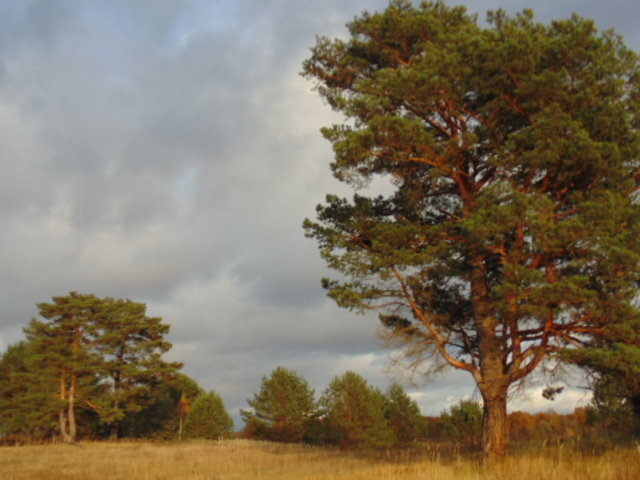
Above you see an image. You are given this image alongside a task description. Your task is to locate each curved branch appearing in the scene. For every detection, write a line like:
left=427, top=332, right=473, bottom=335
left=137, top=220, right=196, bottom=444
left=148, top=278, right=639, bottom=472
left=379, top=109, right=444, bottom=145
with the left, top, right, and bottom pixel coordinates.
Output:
left=391, top=266, right=479, bottom=376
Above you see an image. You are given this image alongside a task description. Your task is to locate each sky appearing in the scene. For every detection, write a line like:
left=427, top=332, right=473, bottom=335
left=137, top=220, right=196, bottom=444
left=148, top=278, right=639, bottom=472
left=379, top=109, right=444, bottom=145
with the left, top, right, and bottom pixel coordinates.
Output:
left=1, top=0, right=639, bottom=426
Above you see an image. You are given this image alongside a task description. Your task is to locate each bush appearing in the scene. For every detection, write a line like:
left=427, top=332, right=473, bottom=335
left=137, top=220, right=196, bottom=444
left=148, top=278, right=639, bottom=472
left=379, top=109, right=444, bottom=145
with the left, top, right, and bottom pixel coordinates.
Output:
left=439, top=399, right=482, bottom=448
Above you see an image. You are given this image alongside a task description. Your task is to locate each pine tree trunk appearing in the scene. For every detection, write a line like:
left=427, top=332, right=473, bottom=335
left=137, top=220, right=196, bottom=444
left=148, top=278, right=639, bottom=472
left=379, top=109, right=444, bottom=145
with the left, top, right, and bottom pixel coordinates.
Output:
left=110, top=391, right=120, bottom=440
left=68, top=374, right=77, bottom=442
left=58, top=375, right=72, bottom=442
left=481, top=391, right=508, bottom=465
left=110, top=373, right=122, bottom=440
left=58, top=410, right=71, bottom=442
left=110, top=422, right=120, bottom=440
left=471, top=254, right=509, bottom=464
left=68, top=326, right=80, bottom=442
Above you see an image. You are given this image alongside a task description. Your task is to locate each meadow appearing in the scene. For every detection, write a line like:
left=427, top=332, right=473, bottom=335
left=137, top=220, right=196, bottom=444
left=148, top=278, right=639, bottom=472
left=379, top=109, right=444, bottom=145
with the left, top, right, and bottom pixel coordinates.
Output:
left=1, top=440, right=639, bottom=480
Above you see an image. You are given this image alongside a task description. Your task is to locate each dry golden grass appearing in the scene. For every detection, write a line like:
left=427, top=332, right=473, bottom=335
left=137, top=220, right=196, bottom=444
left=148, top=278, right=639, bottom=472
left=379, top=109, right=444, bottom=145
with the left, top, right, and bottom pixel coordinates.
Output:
left=0, top=439, right=638, bottom=480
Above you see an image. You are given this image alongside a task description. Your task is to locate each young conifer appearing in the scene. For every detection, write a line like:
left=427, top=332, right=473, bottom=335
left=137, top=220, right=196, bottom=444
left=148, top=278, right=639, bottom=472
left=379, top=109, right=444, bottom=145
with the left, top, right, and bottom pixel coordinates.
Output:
left=319, top=371, right=395, bottom=449
left=241, top=366, right=316, bottom=442
left=183, top=390, right=234, bottom=439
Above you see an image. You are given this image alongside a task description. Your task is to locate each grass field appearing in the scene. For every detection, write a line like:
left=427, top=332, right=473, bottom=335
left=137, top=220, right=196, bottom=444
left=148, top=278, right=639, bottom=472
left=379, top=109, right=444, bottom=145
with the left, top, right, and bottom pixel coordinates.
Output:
left=1, top=440, right=639, bottom=480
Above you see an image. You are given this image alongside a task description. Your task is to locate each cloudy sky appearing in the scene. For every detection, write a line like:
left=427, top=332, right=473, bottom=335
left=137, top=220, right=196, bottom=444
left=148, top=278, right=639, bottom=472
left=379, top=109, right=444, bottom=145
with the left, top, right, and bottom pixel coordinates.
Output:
left=1, top=0, right=638, bottom=425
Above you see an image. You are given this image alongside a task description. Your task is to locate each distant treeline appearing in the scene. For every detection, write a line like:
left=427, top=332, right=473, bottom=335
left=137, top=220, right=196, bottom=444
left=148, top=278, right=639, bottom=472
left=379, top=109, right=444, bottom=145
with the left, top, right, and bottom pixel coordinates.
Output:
left=239, top=367, right=640, bottom=450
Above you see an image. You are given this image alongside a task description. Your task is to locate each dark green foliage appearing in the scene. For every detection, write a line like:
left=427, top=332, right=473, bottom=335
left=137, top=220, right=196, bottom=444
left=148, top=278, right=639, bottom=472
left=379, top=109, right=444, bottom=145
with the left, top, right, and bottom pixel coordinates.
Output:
left=5, top=292, right=181, bottom=441
left=0, top=342, right=58, bottom=440
left=302, top=0, right=640, bottom=459
left=183, top=390, right=234, bottom=440
left=24, top=292, right=107, bottom=442
left=585, top=374, right=640, bottom=440
left=118, top=373, right=203, bottom=439
left=384, top=383, right=426, bottom=445
left=240, top=369, right=427, bottom=448
left=319, top=371, right=395, bottom=449
left=439, top=400, right=483, bottom=447
left=88, top=297, right=183, bottom=437
left=566, top=317, right=640, bottom=437
left=241, top=366, right=317, bottom=442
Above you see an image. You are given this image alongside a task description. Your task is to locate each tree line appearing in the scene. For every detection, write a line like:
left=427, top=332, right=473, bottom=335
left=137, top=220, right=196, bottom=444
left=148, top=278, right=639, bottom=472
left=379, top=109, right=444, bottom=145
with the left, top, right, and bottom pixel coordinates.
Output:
left=1, top=292, right=638, bottom=448
left=239, top=366, right=640, bottom=450
left=241, top=367, right=425, bottom=448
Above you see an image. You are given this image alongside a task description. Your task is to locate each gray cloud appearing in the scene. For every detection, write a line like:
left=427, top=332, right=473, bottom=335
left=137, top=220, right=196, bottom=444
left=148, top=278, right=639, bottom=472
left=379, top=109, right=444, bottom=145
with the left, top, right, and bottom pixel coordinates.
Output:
left=1, top=0, right=637, bottom=425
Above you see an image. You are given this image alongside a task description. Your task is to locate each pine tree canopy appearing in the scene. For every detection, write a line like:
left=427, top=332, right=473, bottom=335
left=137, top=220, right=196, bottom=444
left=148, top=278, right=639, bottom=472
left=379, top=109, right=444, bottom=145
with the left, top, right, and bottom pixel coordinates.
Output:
left=183, top=390, right=234, bottom=440
left=21, top=292, right=181, bottom=441
left=302, top=0, right=640, bottom=461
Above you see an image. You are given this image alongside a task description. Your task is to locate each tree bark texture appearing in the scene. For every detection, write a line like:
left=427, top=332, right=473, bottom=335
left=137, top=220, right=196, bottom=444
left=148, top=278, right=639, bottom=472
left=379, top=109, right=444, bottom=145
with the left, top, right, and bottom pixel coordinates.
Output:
left=481, top=390, right=508, bottom=464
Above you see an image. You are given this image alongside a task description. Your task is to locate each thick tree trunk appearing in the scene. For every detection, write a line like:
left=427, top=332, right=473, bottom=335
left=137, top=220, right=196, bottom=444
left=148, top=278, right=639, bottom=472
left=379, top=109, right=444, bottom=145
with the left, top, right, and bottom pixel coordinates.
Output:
left=471, top=253, right=510, bottom=463
left=480, top=390, right=508, bottom=464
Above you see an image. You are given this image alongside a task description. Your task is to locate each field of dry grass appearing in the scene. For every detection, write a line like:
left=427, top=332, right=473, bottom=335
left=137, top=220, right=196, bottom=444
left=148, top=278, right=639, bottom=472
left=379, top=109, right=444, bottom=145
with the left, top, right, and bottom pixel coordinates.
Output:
left=1, top=439, right=639, bottom=480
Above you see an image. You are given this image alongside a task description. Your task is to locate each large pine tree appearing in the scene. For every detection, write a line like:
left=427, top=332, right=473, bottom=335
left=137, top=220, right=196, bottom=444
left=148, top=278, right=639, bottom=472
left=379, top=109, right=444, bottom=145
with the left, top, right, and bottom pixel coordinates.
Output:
left=303, top=0, right=640, bottom=461
left=25, top=293, right=104, bottom=442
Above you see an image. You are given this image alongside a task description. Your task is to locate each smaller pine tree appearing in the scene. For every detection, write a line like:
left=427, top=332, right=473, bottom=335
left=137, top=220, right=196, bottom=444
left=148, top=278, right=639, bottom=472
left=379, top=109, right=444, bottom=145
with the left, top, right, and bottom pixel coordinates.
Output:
left=320, top=371, right=395, bottom=449
left=183, top=391, right=234, bottom=440
left=385, top=383, right=426, bottom=445
left=241, top=366, right=316, bottom=442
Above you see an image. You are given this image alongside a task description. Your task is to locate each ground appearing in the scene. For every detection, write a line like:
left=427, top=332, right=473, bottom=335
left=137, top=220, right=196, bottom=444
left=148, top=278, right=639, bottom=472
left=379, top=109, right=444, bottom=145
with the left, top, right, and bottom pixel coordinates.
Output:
left=1, top=440, right=639, bottom=480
